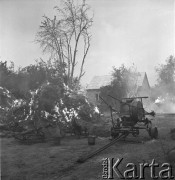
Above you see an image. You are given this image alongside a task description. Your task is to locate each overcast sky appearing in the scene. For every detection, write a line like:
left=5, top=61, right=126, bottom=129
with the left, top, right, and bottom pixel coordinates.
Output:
left=0, top=0, right=174, bottom=86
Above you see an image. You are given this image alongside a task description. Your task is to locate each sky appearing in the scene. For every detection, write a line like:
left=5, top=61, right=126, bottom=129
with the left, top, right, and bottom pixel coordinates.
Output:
left=0, top=0, right=174, bottom=86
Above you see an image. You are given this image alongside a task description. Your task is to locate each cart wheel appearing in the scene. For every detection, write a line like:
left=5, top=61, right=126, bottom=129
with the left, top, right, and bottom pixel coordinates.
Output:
left=149, top=127, right=158, bottom=139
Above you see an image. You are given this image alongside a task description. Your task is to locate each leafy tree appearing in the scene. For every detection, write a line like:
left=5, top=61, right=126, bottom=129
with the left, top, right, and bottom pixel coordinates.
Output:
left=156, top=56, right=175, bottom=85
left=155, top=55, right=175, bottom=97
left=36, top=0, right=93, bottom=86
left=0, top=61, right=26, bottom=99
left=18, top=59, right=66, bottom=90
left=0, top=61, right=15, bottom=90
left=99, top=64, right=138, bottom=111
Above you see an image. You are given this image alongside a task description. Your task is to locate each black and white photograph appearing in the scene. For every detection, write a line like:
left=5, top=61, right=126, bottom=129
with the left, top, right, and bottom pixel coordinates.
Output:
left=0, top=0, right=175, bottom=179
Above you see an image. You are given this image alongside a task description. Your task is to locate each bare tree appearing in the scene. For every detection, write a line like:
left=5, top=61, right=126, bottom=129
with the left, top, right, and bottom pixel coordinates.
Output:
left=36, top=0, right=93, bottom=87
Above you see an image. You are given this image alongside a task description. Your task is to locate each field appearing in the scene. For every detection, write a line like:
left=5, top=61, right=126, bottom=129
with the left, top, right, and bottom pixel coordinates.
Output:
left=1, top=115, right=175, bottom=180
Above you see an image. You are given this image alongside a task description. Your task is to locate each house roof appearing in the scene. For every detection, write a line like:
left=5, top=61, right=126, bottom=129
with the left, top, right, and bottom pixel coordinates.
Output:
left=86, top=75, right=112, bottom=90
left=137, top=72, right=145, bottom=87
left=87, top=72, right=150, bottom=90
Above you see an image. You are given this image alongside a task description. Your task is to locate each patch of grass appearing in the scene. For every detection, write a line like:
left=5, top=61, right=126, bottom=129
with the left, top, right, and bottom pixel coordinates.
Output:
left=1, top=116, right=175, bottom=180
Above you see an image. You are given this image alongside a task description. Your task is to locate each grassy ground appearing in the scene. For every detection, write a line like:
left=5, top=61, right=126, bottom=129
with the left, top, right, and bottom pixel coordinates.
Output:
left=1, top=115, right=175, bottom=180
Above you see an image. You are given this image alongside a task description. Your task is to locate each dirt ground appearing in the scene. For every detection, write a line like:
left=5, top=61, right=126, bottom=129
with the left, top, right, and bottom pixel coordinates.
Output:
left=1, top=115, right=175, bottom=180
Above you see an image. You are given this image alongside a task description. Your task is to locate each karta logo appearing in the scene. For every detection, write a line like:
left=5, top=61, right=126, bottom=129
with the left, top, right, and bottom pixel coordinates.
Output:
left=102, top=158, right=174, bottom=179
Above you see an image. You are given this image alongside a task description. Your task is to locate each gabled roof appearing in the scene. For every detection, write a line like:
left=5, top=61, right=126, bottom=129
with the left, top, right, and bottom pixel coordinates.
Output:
left=137, top=72, right=145, bottom=86
left=137, top=72, right=150, bottom=88
left=87, top=72, right=149, bottom=90
left=86, top=75, right=112, bottom=90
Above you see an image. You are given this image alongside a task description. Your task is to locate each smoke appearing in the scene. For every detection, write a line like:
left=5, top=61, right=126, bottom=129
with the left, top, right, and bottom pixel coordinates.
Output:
left=146, top=95, right=175, bottom=114
left=154, top=97, right=175, bottom=113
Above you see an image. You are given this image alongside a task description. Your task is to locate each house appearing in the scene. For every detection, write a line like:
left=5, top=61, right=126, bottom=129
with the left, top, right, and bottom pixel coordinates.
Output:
left=86, top=72, right=150, bottom=106
left=86, top=75, right=112, bottom=105
left=136, top=72, right=150, bottom=97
